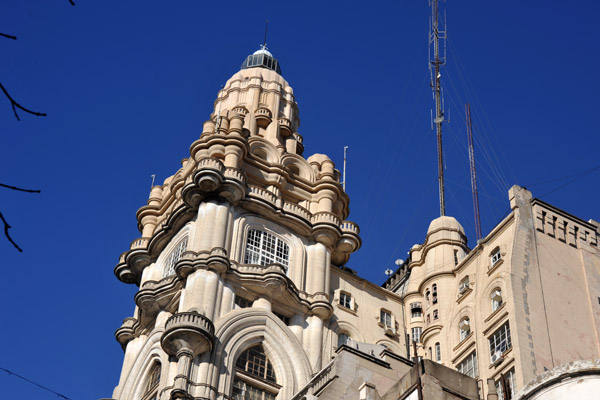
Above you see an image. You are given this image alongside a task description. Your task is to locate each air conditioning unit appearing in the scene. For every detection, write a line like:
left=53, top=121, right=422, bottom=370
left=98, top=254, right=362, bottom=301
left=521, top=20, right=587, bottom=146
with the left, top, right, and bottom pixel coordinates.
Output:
left=491, top=351, right=504, bottom=366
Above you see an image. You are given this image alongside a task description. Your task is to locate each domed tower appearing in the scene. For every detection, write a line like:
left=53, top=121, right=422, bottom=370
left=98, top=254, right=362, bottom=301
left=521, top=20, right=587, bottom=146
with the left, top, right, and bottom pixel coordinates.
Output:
left=401, top=216, right=469, bottom=364
left=111, top=48, right=361, bottom=400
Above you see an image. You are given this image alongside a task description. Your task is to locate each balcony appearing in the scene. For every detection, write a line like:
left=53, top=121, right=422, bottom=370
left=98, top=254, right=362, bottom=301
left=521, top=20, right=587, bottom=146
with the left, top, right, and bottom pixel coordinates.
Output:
left=161, top=312, right=215, bottom=357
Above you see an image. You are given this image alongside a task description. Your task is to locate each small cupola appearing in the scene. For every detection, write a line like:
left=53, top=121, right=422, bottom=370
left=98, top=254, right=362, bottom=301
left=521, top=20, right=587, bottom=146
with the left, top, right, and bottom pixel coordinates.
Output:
left=241, top=46, right=282, bottom=75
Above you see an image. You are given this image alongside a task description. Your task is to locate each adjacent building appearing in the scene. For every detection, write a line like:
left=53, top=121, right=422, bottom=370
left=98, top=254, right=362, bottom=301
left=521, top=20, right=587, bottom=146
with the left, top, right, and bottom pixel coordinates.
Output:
left=108, top=48, right=600, bottom=400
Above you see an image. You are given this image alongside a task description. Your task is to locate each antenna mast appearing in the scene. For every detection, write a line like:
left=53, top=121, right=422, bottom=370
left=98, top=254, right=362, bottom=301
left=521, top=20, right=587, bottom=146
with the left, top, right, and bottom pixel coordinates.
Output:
left=465, top=103, right=482, bottom=241
left=429, top=0, right=447, bottom=216
left=262, top=20, right=269, bottom=49
left=342, top=146, right=348, bottom=191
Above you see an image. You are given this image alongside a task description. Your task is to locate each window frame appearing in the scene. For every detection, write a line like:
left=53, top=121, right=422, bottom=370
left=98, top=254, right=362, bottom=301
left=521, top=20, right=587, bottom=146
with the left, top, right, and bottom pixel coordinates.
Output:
left=411, top=327, right=422, bottom=343
left=491, top=289, right=503, bottom=312
left=459, top=318, right=471, bottom=342
left=456, top=351, right=478, bottom=378
left=339, top=292, right=352, bottom=309
left=495, top=368, right=516, bottom=400
left=244, top=229, right=290, bottom=271
left=489, top=321, right=512, bottom=361
left=490, top=248, right=502, bottom=267
left=141, top=363, right=161, bottom=400
left=163, top=236, right=189, bottom=278
left=232, top=345, right=280, bottom=400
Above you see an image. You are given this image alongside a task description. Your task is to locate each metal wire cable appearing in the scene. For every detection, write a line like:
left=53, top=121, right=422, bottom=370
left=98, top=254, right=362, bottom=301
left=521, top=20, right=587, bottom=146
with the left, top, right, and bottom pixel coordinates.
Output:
left=0, top=366, right=73, bottom=399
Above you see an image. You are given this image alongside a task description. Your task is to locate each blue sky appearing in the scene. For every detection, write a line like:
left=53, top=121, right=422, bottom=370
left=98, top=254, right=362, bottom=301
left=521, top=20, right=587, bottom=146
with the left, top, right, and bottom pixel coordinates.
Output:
left=1, top=1, right=599, bottom=399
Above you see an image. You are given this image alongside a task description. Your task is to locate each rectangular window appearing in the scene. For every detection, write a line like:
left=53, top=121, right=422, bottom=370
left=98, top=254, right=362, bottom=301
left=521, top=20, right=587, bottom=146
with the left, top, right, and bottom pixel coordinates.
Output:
left=410, top=302, right=422, bottom=318
left=435, top=343, right=441, bottom=362
left=491, top=249, right=502, bottom=266
left=489, top=321, right=512, bottom=360
left=339, top=292, right=352, bottom=309
left=459, top=276, right=470, bottom=294
left=380, top=310, right=392, bottom=327
left=245, top=229, right=289, bottom=270
left=433, top=309, right=438, bottom=320
left=495, top=368, right=516, bottom=400
left=457, top=351, right=478, bottom=378
left=411, top=327, right=422, bottom=343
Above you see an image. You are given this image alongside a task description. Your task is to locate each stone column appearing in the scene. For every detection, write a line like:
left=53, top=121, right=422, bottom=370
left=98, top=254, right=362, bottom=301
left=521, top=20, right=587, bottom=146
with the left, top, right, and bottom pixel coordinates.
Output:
left=306, top=315, right=324, bottom=370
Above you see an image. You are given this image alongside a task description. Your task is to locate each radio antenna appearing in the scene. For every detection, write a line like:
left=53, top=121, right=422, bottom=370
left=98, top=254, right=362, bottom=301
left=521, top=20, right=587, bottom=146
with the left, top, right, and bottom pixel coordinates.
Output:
left=466, top=103, right=482, bottom=241
left=342, top=146, right=349, bottom=191
left=262, top=20, right=269, bottom=49
left=429, top=0, right=448, bottom=216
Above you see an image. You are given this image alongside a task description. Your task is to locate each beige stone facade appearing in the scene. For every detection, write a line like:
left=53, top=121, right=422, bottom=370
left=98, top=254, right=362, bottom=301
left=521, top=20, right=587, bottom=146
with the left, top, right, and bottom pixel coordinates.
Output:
left=109, top=50, right=600, bottom=400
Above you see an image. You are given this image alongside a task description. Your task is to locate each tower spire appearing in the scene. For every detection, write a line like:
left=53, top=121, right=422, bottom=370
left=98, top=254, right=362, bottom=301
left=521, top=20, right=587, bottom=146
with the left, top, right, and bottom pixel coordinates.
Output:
left=429, top=0, right=447, bottom=216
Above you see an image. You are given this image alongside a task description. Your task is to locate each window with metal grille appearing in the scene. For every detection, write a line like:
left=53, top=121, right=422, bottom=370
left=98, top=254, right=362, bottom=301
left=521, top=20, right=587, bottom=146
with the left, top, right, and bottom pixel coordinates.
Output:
left=339, top=292, right=352, bottom=309
left=495, top=368, right=516, bottom=400
left=163, top=237, right=188, bottom=277
left=457, top=351, right=478, bottom=378
left=489, top=321, right=512, bottom=359
left=233, top=345, right=278, bottom=400
left=236, top=346, right=276, bottom=383
left=142, top=363, right=161, bottom=400
left=232, top=380, right=276, bottom=400
left=244, top=229, right=289, bottom=270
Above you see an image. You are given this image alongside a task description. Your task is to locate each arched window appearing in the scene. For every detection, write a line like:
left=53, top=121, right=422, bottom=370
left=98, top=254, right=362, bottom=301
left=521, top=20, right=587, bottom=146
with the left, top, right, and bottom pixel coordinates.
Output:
left=163, top=236, right=188, bottom=277
left=435, top=342, right=441, bottom=362
left=142, top=363, right=161, bottom=400
left=491, top=289, right=503, bottom=312
left=426, top=289, right=431, bottom=304
left=232, top=345, right=278, bottom=400
left=459, top=318, right=471, bottom=341
left=244, top=229, right=290, bottom=271
left=337, top=332, right=350, bottom=347
left=432, top=284, right=438, bottom=304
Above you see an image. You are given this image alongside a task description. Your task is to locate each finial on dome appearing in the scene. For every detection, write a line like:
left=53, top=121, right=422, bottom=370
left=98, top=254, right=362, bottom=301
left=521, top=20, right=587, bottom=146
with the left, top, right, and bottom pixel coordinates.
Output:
left=240, top=21, right=282, bottom=74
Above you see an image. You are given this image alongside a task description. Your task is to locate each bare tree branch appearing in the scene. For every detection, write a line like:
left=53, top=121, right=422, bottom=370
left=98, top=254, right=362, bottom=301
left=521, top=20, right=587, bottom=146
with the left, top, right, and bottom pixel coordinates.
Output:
left=0, top=33, right=17, bottom=40
left=0, top=211, right=23, bottom=252
left=69, top=0, right=75, bottom=5
left=0, top=82, right=47, bottom=121
left=0, top=183, right=41, bottom=193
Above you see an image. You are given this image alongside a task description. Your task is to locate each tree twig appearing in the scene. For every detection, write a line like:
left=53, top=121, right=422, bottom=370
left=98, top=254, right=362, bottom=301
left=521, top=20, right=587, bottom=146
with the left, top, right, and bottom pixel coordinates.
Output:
left=0, top=183, right=41, bottom=193
left=0, top=82, right=47, bottom=121
left=0, top=33, right=17, bottom=40
left=0, top=211, right=22, bottom=252
left=69, top=0, right=75, bottom=5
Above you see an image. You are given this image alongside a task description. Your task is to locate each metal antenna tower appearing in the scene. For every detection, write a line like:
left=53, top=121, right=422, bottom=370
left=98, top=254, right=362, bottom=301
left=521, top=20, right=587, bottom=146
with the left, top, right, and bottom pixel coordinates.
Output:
left=429, top=0, right=447, bottom=216
left=465, top=103, right=482, bottom=241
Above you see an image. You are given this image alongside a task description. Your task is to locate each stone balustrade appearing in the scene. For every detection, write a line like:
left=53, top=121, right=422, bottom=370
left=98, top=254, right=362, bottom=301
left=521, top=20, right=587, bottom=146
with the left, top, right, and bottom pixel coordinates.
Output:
left=248, top=185, right=277, bottom=204
left=161, top=312, right=215, bottom=357
left=341, top=221, right=360, bottom=234
left=129, top=237, right=150, bottom=250
left=283, top=201, right=311, bottom=221
left=312, top=211, right=341, bottom=226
